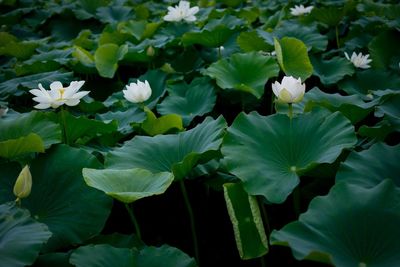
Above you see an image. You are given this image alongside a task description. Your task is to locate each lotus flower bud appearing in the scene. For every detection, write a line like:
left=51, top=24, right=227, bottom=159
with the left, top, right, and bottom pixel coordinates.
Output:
left=13, top=165, right=32, bottom=199
left=146, top=46, right=155, bottom=57
left=272, top=76, right=305, bottom=104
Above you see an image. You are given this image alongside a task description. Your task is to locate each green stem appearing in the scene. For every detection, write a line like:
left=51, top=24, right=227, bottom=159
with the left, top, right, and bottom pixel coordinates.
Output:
left=218, top=46, right=222, bottom=60
left=257, top=196, right=270, bottom=235
left=260, top=256, right=266, bottom=267
left=335, top=25, right=340, bottom=48
left=125, top=203, right=142, bottom=240
left=60, top=106, right=69, bottom=145
left=293, top=186, right=301, bottom=217
left=288, top=103, right=293, bottom=120
left=179, top=180, right=200, bottom=265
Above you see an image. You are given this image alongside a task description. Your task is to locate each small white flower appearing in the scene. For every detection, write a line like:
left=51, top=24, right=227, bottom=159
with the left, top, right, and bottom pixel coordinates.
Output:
left=290, top=5, right=314, bottom=16
left=29, top=81, right=89, bottom=109
left=272, top=76, right=305, bottom=103
left=163, top=0, right=199, bottom=22
left=344, top=52, right=372, bottom=69
left=123, top=80, right=152, bottom=103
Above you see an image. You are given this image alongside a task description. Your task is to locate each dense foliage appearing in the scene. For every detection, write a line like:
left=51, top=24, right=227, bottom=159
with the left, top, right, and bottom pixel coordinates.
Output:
left=1, top=0, right=399, bottom=266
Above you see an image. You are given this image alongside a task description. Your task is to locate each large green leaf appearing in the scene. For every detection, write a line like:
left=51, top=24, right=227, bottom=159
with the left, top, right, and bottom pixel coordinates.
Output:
left=157, top=77, right=217, bottom=126
left=57, top=110, right=118, bottom=144
left=274, top=21, right=328, bottom=52
left=221, top=110, right=356, bottom=203
left=223, top=183, right=268, bottom=259
left=0, top=111, right=61, bottom=158
left=336, top=142, right=400, bottom=188
left=106, top=116, right=226, bottom=180
left=136, top=244, right=197, bottom=267
left=303, top=87, right=376, bottom=124
left=204, top=52, right=279, bottom=98
left=274, top=37, right=313, bottom=81
left=94, top=44, right=128, bottom=78
left=70, top=244, right=134, bottom=267
left=236, top=30, right=273, bottom=52
left=0, top=71, right=73, bottom=100
left=310, top=56, right=354, bottom=85
left=182, top=15, right=242, bottom=48
left=0, top=32, right=39, bottom=60
left=0, top=202, right=52, bottom=267
left=270, top=180, right=400, bottom=267
left=70, top=244, right=196, bottom=267
left=139, top=108, right=183, bottom=136
left=83, top=168, right=174, bottom=203
left=338, top=69, right=400, bottom=96
left=368, top=30, right=400, bottom=70
left=0, top=145, right=113, bottom=252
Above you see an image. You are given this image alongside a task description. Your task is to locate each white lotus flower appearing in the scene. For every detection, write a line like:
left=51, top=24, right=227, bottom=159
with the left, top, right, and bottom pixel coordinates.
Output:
left=344, top=52, right=372, bottom=69
left=272, top=76, right=305, bottom=103
left=290, top=5, right=314, bottom=16
left=29, top=81, right=89, bottom=109
left=163, top=0, right=199, bottom=22
left=123, top=80, right=152, bottom=103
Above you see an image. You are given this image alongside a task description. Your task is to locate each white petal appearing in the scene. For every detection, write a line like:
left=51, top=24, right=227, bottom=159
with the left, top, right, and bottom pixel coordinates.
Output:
left=34, top=103, right=51, bottom=109
left=271, top=82, right=281, bottom=98
left=65, top=98, right=80, bottom=106
left=50, top=81, right=63, bottom=91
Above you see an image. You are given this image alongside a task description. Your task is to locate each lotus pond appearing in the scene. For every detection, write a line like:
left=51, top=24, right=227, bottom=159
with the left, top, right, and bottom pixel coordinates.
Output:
left=1, top=0, right=400, bottom=266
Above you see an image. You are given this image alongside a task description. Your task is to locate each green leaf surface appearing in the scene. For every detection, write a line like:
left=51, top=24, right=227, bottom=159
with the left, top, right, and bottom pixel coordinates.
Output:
left=303, top=87, right=376, bottom=124
left=182, top=15, right=242, bottom=47
left=223, top=183, right=268, bottom=259
left=58, top=110, right=118, bottom=144
left=136, top=244, right=197, bottom=267
left=0, top=133, right=44, bottom=158
left=311, top=56, right=354, bottom=85
left=0, top=32, right=39, bottom=59
left=204, top=52, right=279, bottom=98
left=338, top=69, right=400, bottom=96
left=311, top=6, right=344, bottom=26
left=221, top=110, right=356, bottom=203
left=0, top=111, right=61, bottom=158
left=270, top=180, right=400, bottom=267
left=274, top=21, right=328, bottom=52
left=236, top=30, right=273, bottom=52
left=140, top=109, right=183, bottom=136
left=368, top=30, right=400, bottom=69
left=0, top=202, right=52, bottom=267
left=336, top=142, right=400, bottom=188
left=83, top=168, right=174, bottom=203
left=96, top=5, right=132, bottom=25
left=106, top=116, right=226, bottom=180
left=274, top=37, right=313, bottom=81
left=70, top=244, right=134, bottom=267
left=157, top=77, right=217, bottom=126
left=0, top=145, right=113, bottom=252
left=94, top=44, right=128, bottom=78
left=0, top=71, right=73, bottom=100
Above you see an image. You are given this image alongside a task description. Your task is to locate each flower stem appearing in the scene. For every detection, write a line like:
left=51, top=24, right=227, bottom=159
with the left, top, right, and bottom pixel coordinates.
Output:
left=60, top=106, right=69, bottom=145
left=335, top=25, right=340, bottom=48
left=257, top=196, right=270, bottom=235
left=288, top=103, right=293, bottom=120
left=179, top=180, right=200, bottom=265
left=293, top=186, right=301, bottom=217
left=125, top=203, right=142, bottom=240
left=260, top=256, right=267, bottom=267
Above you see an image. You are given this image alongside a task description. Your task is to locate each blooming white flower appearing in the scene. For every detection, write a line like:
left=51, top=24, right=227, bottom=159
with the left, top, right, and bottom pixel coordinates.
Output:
left=290, top=5, right=314, bottom=16
left=29, top=81, right=89, bottom=109
left=123, top=80, right=152, bottom=103
left=344, top=52, right=372, bottom=69
left=272, top=76, right=305, bottom=103
left=163, top=0, right=199, bottom=22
